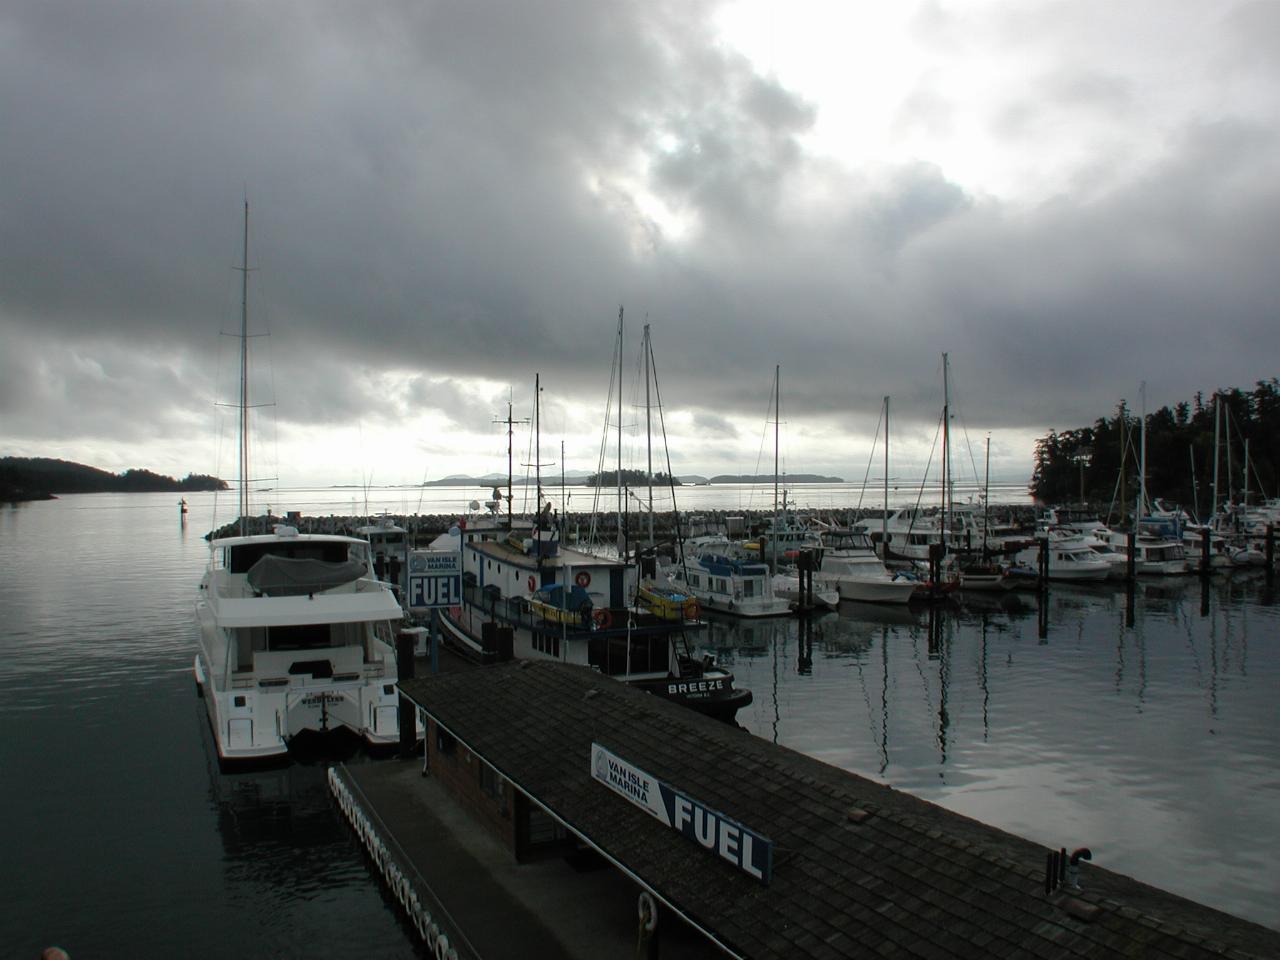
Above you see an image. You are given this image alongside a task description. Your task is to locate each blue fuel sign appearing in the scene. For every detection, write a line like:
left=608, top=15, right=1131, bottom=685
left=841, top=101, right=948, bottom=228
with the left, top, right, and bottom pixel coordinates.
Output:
left=407, top=552, right=462, bottom=610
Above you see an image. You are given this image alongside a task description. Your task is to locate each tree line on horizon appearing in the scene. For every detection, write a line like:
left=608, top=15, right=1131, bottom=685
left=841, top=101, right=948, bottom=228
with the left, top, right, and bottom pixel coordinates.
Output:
left=1029, top=380, right=1280, bottom=517
left=1, top=456, right=227, bottom=501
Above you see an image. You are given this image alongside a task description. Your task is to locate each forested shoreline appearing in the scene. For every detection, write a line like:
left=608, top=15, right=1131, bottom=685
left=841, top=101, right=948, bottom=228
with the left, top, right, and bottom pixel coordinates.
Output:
left=1029, top=380, right=1279, bottom=513
left=1, top=457, right=226, bottom=502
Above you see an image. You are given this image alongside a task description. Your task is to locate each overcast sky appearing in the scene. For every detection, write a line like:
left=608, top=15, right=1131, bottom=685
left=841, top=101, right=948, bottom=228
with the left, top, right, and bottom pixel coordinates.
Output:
left=3, top=0, right=1277, bottom=489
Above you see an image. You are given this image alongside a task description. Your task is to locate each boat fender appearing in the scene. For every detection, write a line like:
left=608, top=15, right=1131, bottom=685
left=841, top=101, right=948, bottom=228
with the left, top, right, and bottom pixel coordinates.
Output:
left=575, top=570, right=591, bottom=588
left=427, top=922, right=439, bottom=951
left=400, top=874, right=411, bottom=909
left=448, top=949, right=459, bottom=960
left=435, top=933, right=451, bottom=960
left=638, top=891, right=658, bottom=933
left=413, top=902, right=430, bottom=941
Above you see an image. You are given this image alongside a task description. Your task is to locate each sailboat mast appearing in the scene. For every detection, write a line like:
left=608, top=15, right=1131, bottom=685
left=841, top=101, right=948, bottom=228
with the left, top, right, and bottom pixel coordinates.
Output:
left=1212, top=393, right=1221, bottom=515
left=983, top=433, right=990, bottom=557
left=773, top=365, right=780, bottom=569
left=644, top=324, right=654, bottom=550
left=238, top=201, right=250, bottom=535
left=883, top=396, right=890, bottom=553
left=1134, top=381, right=1147, bottom=531
left=535, top=373, right=542, bottom=523
left=616, top=306, right=624, bottom=555
left=941, top=353, right=949, bottom=553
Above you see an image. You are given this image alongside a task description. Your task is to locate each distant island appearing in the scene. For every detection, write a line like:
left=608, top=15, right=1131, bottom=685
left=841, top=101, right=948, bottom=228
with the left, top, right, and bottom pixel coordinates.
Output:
left=415, top=471, right=844, bottom=487
left=708, top=473, right=844, bottom=484
left=0, top=457, right=227, bottom=502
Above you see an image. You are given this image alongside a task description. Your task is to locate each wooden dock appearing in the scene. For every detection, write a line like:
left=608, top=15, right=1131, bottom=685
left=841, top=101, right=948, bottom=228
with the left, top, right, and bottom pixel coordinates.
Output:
left=328, top=661, right=1280, bottom=959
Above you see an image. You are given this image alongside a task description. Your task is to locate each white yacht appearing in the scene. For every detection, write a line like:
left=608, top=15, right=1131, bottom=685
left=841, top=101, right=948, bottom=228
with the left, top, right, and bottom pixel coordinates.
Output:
left=193, top=203, right=411, bottom=764
left=1014, top=534, right=1112, bottom=582
left=666, top=536, right=792, bottom=617
left=194, top=525, right=408, bottom=763
left=818, top=531, right=919, bottom=604
left=1097, top=530, right=1191, bottom=575
left=770, top=571, right=841, bottom=610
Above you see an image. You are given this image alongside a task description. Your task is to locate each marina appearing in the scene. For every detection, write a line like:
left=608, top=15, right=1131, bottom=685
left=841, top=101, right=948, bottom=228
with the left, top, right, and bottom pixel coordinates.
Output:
left=2, top=490, right=1278, bottom=957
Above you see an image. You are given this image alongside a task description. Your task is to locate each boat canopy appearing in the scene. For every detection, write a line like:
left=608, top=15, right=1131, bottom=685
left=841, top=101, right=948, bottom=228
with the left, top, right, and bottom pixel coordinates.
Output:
left=247, top=555, right=366, bottom=597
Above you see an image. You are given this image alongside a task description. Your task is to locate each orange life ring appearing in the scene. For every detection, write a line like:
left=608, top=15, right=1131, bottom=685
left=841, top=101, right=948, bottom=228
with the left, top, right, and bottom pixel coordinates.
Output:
left=575, top=571, right=591, bottom=588
left=593, top=608, right=613, bottom=629
left=683, top=598, right=700, bottom=620
left=527, top=575, right=536, bottom=592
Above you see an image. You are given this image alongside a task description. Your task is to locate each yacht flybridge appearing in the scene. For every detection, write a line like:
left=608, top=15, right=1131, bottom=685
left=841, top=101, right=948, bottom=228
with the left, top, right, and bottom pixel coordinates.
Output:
left=195, top=526, right=408, bottom=763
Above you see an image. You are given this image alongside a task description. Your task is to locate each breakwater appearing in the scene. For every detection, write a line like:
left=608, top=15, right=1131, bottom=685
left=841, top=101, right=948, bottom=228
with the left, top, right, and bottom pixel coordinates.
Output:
left=204, top=504, right=1041, bottom=544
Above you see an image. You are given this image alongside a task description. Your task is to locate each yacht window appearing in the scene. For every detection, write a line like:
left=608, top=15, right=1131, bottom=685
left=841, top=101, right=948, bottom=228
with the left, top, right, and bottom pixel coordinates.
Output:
left=743, top=579, right=755, bottom=597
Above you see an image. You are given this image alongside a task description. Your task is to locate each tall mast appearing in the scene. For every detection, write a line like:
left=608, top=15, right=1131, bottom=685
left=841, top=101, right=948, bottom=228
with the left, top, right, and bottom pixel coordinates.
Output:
left=941, top=353, right=950, bottom=553
left=236, top=201, right=250, bottom=535
left=506, top=399, right=514, bottom=527
left=1225, top=397, right=1234, bottom=504
left=1134, top=381, right=1147, bottom=531
left=982, top=433, right=990, bottom=556
left=883, top=395, right=890, bottom=553
left=644, top=324, right=654, bottom=550
left=773, top=365, right=780, bottom=570
left=616, top=306, right=624, bottom=554
left=535, top=373, right=542, bottom=524
left=1212, top=392, right=1221, bottom=515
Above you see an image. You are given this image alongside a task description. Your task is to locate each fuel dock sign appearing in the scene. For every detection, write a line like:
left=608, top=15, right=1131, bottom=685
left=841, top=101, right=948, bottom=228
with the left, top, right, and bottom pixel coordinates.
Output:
left=408, top=552, right=462, bottom=609
left=590, top=742, right=772, bottom=884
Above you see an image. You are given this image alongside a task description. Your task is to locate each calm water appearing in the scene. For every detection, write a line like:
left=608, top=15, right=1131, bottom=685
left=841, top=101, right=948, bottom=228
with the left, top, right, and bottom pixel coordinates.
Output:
left=2, top=492, right=1277, bottom=958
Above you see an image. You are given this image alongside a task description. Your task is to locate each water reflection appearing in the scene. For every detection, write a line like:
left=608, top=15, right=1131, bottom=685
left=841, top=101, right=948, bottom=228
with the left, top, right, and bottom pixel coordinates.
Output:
left=696, top=572, right=1280, bottom=929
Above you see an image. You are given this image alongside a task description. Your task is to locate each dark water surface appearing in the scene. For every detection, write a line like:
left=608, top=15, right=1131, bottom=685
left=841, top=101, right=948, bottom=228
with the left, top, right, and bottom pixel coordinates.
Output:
left=2, top=493, right=1277, bottom=958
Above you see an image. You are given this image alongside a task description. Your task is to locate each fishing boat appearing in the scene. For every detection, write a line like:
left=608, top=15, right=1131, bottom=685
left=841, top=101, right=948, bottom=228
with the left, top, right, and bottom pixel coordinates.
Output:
left=194, top=202, right=412, bottom=764
left=430, top=369, right=752, bottom=722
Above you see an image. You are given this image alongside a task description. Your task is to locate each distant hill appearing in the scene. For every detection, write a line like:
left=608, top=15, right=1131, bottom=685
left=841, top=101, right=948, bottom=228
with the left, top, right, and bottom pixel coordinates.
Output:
left=709, top=473, right=844, bottom=484
left=0, top=457, right=226, bottom=502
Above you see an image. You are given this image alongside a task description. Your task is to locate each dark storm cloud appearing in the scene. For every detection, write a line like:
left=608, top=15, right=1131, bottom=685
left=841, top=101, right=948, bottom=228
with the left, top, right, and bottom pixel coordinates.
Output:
left=1, top=0, right=1278, bottom=478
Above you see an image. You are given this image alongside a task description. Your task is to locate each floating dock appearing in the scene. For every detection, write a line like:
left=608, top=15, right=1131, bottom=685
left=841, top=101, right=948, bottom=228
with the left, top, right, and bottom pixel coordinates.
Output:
left=331, top=661, right=1279, bottom=959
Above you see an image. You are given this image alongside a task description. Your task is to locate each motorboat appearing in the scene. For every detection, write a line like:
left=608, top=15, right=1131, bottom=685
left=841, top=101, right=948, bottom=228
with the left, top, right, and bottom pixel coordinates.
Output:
left=770, top=570, right=841, bottom=611
left=818, top=530, right=918, bottom=604
left=1014, top=534, right=1112, bottom=582
left=195, top=525, right=408, bottom=763
left=666, top=535, right=793, bottom=618
left=193, top=202, right=414, bottom=764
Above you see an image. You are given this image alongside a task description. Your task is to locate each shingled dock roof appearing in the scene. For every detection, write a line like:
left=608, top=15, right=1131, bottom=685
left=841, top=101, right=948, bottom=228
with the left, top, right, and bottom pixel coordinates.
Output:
left=399, top=660, right=1279, bottom=960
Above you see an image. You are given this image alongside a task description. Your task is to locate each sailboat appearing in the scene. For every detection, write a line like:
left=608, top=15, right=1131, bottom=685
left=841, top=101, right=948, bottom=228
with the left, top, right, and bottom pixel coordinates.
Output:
left=193, top=202, right=412, bottom=764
